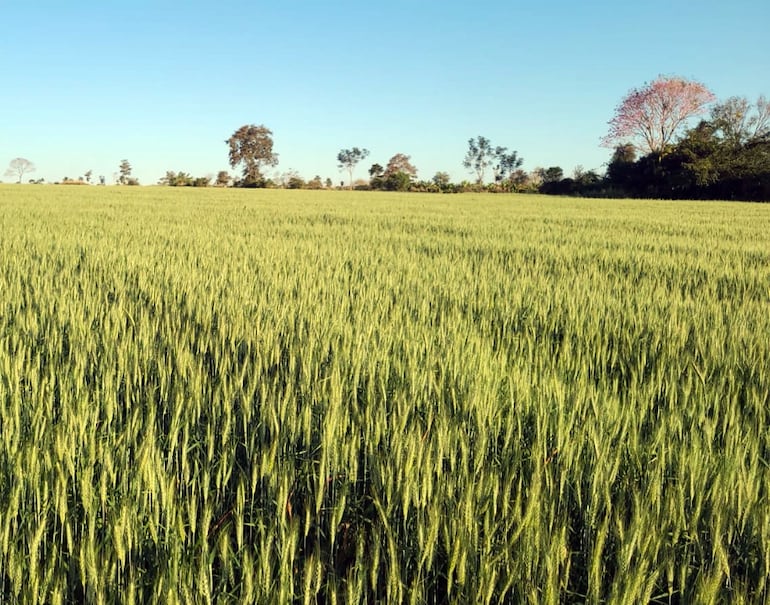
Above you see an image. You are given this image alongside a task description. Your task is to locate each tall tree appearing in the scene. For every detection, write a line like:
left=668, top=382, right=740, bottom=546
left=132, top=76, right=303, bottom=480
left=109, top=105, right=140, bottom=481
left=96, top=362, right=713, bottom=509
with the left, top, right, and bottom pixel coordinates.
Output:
left=227, top=124, right=279, bottom=186
left=602, top=76, right=715, bottom=154
left=463, top=136, right=494, bottom=184
left=4, top=158, right=35, bottom=183
left=118, top=159, right=132, bottom=185
left=337, top=147, right=369, bottom=189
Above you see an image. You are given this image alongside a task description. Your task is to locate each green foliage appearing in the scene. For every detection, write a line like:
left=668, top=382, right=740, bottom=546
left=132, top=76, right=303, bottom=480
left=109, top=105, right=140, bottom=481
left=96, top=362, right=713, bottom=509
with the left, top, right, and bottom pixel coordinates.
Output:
left=227, top=124, right=279, bottom=186
left=1, top=186, right=769, bottom=603
left=599, top=96, right=770, bottom=201
left=160, top=171, right=211, bottom=187
left=463, top=136, right=494, bottom=184
left=464, top=137, right=523, bottom=186
left=118, top=159, right=133, bottom=185
left=306, top=175, right=324, bottom=190
left=337, top=148, right=369, bottom=189
left=432, top=171, right=450, bottom=188
left=384, top=171, right=411, bottom=191
left=287, top=175, right=305, bottom=189
left=215, top=171, right=231, bottom=187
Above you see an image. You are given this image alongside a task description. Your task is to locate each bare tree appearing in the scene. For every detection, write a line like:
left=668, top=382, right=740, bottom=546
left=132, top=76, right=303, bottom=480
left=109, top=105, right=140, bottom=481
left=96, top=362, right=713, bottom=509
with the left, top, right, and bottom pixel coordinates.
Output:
left=4, top=158, right=35, bottom=183
left=710, top=95, right=770, bottom=145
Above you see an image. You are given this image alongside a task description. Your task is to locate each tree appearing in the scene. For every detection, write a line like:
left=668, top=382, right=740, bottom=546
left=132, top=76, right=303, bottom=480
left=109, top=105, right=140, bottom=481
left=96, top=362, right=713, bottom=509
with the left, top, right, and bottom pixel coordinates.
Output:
left=671, top=113, right=770, bottom=200
left=159, top=171, right=194, bottom=186
left=536, top=166, right=564, bottom=183
left=215, top=171, right=231, bottom=187
left=118, top=160, right=132, bottom=185
left=227, top=124, right=279, bottom=186
left=4, top=158, right=35, bottom=183
left=432, top=171, right=451, bottom=188
left=463, top=136, right=494, bottom=184
left=159, top=170, right=177, bottom=186
left=277, top=169, right=304, bottom=189
left=492, top=147, right=524, bottom=188
left=603, top=76, right=716, bottom=154
left=508, top=169, right=534, bottom=192
left=384, top=153, right=417, bottom=178
left=710, top=95, right=770, bottom=146
left=287, top=175, right=305, bottom=189
left=307, top=175, right=324, bottom=189
left=368, top=164, right=385, bottom=189
left=606, top=144, right=637, bottom=189
left=337, top=147, right=369, bottom=189
left=84, top=170, right=93, bottom=184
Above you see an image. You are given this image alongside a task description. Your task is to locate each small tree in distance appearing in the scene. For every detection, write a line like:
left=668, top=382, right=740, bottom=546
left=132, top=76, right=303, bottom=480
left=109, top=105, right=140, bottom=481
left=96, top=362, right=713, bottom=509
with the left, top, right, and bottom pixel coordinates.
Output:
left=4, top=158, right=35, bottom=183
left=433, top=171, right=451, bottom=188
left=337, top=148, right=369, bottom=189
left=215, top=171, right=231, bottom=187
left=118, top=160, right=133, bottom=185
left=464, top=137, right=523, bottom=188
left=307, top=175, right=324, bottom=189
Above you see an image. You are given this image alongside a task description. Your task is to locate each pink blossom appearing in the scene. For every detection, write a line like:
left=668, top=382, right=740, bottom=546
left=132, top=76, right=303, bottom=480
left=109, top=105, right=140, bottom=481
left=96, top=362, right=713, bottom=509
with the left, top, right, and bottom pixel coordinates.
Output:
left=602, top=76, right=716, bottom=154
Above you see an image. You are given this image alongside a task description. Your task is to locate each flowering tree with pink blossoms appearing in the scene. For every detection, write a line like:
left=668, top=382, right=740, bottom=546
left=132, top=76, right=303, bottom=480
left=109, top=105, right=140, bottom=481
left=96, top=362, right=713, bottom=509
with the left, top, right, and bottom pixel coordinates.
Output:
left=602, top=76, right=716, bottom=154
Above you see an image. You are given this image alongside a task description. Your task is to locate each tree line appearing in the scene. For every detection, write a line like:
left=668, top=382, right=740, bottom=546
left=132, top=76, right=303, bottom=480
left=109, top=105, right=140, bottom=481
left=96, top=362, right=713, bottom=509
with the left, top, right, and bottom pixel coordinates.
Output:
left=218, top=77, right=768, bottom=201
left=5, top=76, right=768, bottom=200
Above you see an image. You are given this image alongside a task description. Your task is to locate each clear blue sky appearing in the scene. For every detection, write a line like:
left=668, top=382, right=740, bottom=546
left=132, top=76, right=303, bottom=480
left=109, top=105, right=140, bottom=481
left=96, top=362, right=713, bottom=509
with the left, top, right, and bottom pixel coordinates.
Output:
left=2, top=0, right=768, bottom=185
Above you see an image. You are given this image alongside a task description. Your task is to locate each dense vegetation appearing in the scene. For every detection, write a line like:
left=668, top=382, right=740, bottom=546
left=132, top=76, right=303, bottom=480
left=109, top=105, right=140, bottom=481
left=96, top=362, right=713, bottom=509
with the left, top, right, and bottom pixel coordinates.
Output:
left=1, top=186, right=769, bottom=603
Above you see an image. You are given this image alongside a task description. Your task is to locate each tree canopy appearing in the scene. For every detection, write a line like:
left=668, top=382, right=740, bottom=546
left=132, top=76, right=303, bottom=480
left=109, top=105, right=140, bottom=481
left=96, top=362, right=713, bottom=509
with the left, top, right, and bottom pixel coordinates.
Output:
left=603, top=76, right=715, bottom=154
left=227, top=125, right=279, bottom=187
left=337, top=148, right=369, bottom=189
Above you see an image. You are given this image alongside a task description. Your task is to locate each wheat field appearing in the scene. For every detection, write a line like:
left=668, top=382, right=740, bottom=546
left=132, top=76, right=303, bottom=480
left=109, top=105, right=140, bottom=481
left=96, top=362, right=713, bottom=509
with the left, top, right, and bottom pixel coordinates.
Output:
left=0, top=185, right=769, bottom=603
